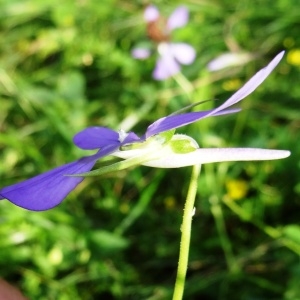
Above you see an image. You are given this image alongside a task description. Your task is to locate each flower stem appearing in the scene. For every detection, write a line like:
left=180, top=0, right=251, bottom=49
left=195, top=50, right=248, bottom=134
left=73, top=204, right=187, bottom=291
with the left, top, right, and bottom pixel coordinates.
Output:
left=172, top=164, right=201, bottom=300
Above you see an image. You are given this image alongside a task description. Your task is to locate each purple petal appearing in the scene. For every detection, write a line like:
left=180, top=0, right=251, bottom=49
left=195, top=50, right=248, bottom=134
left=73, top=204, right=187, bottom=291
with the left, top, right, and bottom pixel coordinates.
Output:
left=0, top=145, right=119, bottom=211
left=145, top=109, right=240, bottom=137
left=144, top=5, right=159, bottom=22
left=209, top=51, right=284, bottom=116
left=122, top=132, right=142, bottom=144
left=146, top=51, right=284, bottom=136
left=167, top=6, right=189, bottom=31
left=131, top=48, right=151, bottom=59
left=153, top=49, right=180, bottom=80
left=171, top=43, right=196, bottom=65
left=73, top=127, right=120, bottom=150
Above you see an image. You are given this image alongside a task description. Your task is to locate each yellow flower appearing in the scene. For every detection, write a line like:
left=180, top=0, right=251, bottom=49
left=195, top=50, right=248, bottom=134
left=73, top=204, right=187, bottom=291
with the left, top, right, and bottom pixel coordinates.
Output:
left=287, top=49, right=300, bottom=66
left=225, top=179, right=249, bottom=200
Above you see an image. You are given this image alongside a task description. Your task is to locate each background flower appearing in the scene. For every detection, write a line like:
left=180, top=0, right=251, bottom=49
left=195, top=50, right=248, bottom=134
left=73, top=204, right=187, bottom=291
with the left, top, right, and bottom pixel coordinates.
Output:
left=132, top=5, right=196, bottom=80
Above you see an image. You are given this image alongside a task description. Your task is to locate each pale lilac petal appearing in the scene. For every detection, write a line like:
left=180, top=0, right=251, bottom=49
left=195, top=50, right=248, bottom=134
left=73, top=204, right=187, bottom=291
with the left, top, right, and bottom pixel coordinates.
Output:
left=73, top=127, right=120, bottom=150
left=143, top=148, right=291, bottom=168
left=116, top=148, right=290, bottom=168
left=153, top=53, right=180, bottom=80
left=146, top=51, right=284, bottom=136
left=131, top=48, right=151, bottom=59
left=207, top=52, right=253, bottom=71
left=167, top=6, right=189, bottom=31
left=144, top=5, right=159, bottom=22
left=171, top=43, right=196, bottom=65
left=0, top=145, right=118, bottom=211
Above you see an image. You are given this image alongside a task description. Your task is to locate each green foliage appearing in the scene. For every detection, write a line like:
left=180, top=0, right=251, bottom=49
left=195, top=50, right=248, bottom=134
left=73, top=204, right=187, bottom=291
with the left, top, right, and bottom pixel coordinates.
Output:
left=1, top=0, right=300, bottom=299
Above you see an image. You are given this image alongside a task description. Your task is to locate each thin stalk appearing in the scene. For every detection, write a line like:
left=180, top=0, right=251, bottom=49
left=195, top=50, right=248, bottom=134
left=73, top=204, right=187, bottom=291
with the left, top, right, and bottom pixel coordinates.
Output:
left=210, top=195, right=239, bottom=273
left=172, top=164, right=201, bottom=300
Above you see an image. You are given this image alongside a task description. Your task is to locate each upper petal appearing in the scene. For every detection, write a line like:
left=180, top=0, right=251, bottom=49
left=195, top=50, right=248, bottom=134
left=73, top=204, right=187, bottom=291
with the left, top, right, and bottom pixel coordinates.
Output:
left=144, top=5, right=160, bottom=22
left=209, top=51, right=285, bottom=116
left=73, top=127, right=120, bottom=150
left=171, top=43, right=196, bottom=65
left=167, top=6, right=189, bottom=31
left=0, top=145, right=119, bottom=211
left=145, top=108, right=240, bottom=138
left=146, top=51, right=284, bottom=136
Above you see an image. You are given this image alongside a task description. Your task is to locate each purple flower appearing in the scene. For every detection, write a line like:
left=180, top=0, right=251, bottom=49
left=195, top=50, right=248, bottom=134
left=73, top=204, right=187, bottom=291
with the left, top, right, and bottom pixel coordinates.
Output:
left=132, top=5, right=196, bottom=80
left=0, top=52, right=289, bottom=211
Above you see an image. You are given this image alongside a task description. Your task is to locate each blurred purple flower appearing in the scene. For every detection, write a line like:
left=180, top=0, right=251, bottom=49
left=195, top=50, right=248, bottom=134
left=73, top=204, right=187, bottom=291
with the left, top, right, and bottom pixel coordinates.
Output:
left=0, top=52, right=289, bottom=211
left=132, top=5, right=196, bottom=80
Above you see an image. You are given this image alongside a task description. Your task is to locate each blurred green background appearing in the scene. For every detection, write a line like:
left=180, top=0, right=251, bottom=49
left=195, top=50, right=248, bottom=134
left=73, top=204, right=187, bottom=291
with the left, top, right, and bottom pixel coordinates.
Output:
left=0, top=0, right=299, bottom=299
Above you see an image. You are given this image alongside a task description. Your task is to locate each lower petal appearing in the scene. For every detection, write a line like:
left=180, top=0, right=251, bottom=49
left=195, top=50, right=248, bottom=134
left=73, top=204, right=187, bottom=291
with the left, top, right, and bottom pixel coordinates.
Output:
left=153, top=55, right=180, bottom=80
left=140, top=148, right=291, bottom=168
left=0, top=145, right=119, bottom=211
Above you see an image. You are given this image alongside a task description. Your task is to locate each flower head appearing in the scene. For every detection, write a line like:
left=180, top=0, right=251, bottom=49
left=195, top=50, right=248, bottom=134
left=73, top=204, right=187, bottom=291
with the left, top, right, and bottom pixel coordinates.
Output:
left=0, top=52, right=289, bottom=211
left=132, top=5, right=196, bottom=80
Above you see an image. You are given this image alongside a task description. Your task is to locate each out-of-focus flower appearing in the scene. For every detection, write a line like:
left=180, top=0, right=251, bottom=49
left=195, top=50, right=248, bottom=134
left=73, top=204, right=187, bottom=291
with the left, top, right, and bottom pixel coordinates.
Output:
left=225, top=179, right=249, bottom=200
left=132, top=5, right=196, bottom=80
left=207, top=51, right=254, bottom=71
left=0, top=52, right=289, bottom=211
left=287, top=49, right=300, bottom=66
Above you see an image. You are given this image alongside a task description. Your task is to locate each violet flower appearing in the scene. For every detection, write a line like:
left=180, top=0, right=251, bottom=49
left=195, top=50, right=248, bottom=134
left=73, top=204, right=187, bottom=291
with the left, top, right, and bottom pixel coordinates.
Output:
left=132, top=5, right=196, bottom=80
left=0, top=52, right=289, bottom=211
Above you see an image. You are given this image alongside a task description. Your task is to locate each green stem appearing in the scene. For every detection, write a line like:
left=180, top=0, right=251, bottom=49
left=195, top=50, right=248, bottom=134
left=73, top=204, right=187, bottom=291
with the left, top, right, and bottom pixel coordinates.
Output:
left=172, top=164, right=201, bottom=300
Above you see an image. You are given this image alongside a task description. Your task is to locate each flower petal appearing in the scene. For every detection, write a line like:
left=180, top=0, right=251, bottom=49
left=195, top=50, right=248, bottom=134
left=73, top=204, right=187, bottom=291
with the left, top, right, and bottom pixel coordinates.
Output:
left=73, top=127, right=120, bottom=150
left=144, top=5, right=159, bottom=22
left=171, top=43, right=196, bottom=65
left=207, top=52, right=254, bottom=71
left=0, top=145, right=119, bottom=211
left=129, top=148, right=290, bottom=168
left=167, top=6, right=189, bottom=31
left=210, top=51, right=285, bottom=116
left=153, top=53, right=180, bottom=80
left=122, top=132, right=142, bottom=144
left=146, top=51, right=284, bottom=136
left=145, top=109, right=240, bottom=138
left=131, top=48, right=151, bottom=59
